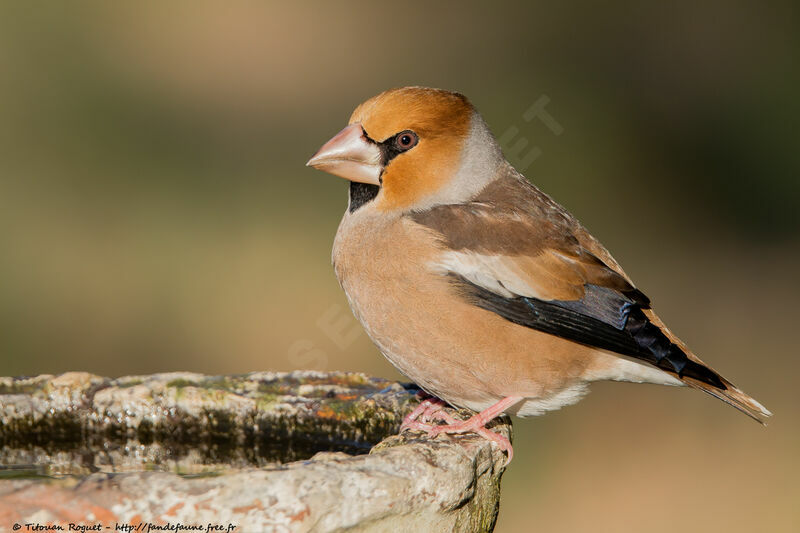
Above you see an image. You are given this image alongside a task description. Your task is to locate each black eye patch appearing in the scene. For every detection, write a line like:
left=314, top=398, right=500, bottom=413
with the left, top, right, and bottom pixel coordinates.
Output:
left=378, top=130, right=419, bottom=166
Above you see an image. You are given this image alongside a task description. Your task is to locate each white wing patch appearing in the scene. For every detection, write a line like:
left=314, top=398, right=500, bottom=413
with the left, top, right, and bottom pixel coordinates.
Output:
left=432, top=250, right=583, bottom=301
left=435, top=251, right=526, bottom=298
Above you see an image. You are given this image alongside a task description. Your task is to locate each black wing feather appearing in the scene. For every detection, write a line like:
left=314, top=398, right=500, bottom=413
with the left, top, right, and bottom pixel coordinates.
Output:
left=451, top=274, right=725, bottom=389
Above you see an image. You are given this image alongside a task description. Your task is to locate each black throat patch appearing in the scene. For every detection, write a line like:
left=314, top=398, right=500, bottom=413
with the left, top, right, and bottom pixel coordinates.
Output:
left=349, top=182, right=380, bottom=213
left=347, top=128, right=413, bottom=213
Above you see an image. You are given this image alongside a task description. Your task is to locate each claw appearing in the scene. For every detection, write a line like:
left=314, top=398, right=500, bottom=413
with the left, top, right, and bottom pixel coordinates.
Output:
left=400, top=394, right=522, bottom=465
left=400, top=396, right=448, bottom=431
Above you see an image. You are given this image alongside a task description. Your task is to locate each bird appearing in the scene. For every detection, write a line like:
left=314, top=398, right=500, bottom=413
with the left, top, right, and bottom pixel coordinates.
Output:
left=306, top=86, right=771, bottom=462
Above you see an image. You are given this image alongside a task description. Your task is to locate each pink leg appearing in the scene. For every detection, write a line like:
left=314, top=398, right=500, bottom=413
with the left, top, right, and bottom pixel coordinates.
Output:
left=402, top=394, right=523, bottom=464
left=430, top=396, right=522, bottom=435
left=429, top=396, right=522, bottom=463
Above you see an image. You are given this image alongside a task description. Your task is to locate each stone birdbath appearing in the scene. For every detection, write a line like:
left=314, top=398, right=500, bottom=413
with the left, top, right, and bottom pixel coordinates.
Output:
left=0, top=371, right=511, bottom=532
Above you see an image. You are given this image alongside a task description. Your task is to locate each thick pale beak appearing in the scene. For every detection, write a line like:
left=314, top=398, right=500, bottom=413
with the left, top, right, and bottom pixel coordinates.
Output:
left=306, top=123, right=382, bottom=185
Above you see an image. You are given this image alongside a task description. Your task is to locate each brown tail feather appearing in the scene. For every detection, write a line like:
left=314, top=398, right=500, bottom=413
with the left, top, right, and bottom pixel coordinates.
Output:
left=639, top=309, right=772, bottom=424
left=683, top=375, right=772, bottom=425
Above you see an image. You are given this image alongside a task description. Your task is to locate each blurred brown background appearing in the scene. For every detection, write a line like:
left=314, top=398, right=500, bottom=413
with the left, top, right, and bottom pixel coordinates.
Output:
left=0, top=2, right=797, bottom=531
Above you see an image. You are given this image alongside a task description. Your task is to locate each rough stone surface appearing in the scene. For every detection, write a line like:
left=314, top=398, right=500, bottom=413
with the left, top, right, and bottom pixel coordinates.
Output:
left=0, top=371, right=511, bottom=532
left=0, top=371, right=415, bottom=474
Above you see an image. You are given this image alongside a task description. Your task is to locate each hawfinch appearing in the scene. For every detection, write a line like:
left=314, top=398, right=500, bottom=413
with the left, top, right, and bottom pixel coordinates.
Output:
left=307, top=87, right=771, bottom=461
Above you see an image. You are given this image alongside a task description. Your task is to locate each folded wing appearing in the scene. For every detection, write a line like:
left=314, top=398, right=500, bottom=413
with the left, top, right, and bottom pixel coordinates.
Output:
left=409, top=176, right=725, bottom=386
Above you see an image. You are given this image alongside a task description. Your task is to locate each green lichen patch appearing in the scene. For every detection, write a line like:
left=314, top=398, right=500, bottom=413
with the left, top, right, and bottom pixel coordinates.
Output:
left=0, top=467, right=54, bottom=481
left=115, top=379, right=144, bottom=388
left=254, top=393, right=279, bottom=411
left=166, top=378, right=199, bottom=389
left=0, top=383, right=41, bottom=395
left=0, top=377, right=49, bottom=396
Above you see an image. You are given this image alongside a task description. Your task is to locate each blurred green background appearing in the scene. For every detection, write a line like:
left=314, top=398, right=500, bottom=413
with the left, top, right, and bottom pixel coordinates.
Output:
left=1, top=2, right=797, bottom=531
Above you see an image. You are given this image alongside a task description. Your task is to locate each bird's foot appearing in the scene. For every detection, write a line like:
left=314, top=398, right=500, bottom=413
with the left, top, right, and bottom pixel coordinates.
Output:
left=400, top=393, right=449, bottom=432
left=435, top=419, right=514, bottom=463
left=401, top=394, right=522, bottom=465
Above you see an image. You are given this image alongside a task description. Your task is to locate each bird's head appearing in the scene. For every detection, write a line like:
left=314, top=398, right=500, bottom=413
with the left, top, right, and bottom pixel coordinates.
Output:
left=307, top=87, right=504, bottom=212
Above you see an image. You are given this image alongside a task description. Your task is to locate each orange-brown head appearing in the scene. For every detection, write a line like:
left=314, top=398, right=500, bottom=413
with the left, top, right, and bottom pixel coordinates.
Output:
left=307, top=87, right=504, bottom=212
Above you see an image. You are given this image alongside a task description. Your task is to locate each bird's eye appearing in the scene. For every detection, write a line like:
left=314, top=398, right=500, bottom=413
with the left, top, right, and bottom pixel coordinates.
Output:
left=394, top=130, right=418, bottom=151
